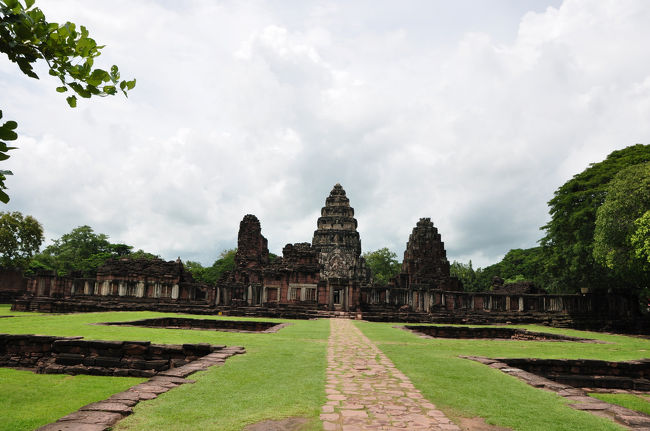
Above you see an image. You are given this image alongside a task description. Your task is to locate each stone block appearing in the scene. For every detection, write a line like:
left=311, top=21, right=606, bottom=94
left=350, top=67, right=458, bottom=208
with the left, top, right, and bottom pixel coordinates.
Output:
left=94, top=356, right=123, bottom=368
left=55, top=353, right=84, bottom=365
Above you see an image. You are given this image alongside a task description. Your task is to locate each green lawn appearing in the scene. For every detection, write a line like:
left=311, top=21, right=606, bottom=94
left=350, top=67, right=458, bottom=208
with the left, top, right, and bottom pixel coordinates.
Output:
left=1, top=305, right=650, bottom=430
left=0, top=305, right=327, bottom=431
left=589, top=393, right=650, bottom=415
left=0, top=368, right=144, bottom=431
left=354, top=321, right=650, bottom=431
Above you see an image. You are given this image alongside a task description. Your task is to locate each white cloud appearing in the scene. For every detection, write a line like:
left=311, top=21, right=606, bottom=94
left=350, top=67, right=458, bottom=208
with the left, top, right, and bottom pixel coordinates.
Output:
left=2, top=0, right=649, bottom=268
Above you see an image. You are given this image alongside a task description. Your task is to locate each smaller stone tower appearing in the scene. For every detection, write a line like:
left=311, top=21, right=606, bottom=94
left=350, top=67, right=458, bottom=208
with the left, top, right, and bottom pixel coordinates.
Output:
left=401, top=217, right=453, bottom=288
left=235, top=214, right=269, bottom=269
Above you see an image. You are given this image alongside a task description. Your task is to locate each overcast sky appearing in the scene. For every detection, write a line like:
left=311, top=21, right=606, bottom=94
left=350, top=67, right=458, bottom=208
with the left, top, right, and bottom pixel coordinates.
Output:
left=2, top=0, right=649, bottom=268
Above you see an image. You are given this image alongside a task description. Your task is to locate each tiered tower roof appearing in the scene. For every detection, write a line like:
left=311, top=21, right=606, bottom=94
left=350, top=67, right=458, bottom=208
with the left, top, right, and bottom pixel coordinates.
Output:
left=312, top=183, right=361, bottom=257
left=402, top=217, right=450, bottom=285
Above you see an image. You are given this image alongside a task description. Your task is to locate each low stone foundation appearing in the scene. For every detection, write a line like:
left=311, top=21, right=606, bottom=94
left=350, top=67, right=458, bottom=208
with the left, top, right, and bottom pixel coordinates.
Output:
left=0, top=333, right=236, bottom=377
left=404, top=325, right=603, bottom=342
left=464, top=355, right=650, bottom=429
left=101, top=317, right=287, bottom=333
left=497, top=357, right=650, bottom=391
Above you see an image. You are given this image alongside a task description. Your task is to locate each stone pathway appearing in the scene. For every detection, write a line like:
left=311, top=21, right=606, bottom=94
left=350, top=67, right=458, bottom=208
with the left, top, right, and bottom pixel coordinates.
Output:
left=321, top=318, right=460, bottom=431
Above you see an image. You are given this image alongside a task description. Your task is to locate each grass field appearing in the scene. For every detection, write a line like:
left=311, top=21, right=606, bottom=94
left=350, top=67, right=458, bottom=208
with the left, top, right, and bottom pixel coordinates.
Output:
left=354, top=321, right=650, bottom=431
left=1, top=305, right=649, bottom=430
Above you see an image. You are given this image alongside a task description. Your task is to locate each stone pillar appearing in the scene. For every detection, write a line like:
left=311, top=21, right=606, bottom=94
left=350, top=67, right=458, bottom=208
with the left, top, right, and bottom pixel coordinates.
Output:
left=328, top=284, right=333, bottom=310
left=518, top=296, right=524, bottom=312
left=247, top=285, right=252, bottom=305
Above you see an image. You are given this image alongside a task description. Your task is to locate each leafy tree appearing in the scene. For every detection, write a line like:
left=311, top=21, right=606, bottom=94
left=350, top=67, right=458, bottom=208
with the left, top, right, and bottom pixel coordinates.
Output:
left=184, top=260, right=207, bottom=282
left=450, top=260, right=485, bottom=291
left=593, top=162, right=650, bottom=288
left=0, top=210, right=43, bottom=269
left=540, top=144, right=650, bottom=292
left=185, top=249, right=238, bottom=285
left=126, top=249, right=159, bottom=260
left=0, top=0, right=135, bottom=202
left=363, top=248, right=401, bottom=286
left=631, top=211, right=650, bottom=270
left=31, top=225, right=112, bottom=276
left=27, top=225, right=154, bottom=276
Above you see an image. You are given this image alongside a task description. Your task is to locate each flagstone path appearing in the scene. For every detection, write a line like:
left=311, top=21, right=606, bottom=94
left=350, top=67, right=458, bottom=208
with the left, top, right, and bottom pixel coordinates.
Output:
left=321, top=318, right=461, bottom=431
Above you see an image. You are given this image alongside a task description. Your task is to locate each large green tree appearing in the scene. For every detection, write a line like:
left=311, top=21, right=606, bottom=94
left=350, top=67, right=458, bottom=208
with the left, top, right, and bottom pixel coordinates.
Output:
left=0, top=0, right=135, bottom=202
left=363, top=247, right=401, bottom=286
left=540, top=144, right=650, bottom=292
left=0, top=210, right=43, bottom=269
left=186, top=249, right=238, bottom=285
left=450, top=260, right=483, bottom=291
left=593, top=162, right=650, bottom=288
left=28, top=225, right=153, bottom=276
left=631, top=211, right=650, bottom=270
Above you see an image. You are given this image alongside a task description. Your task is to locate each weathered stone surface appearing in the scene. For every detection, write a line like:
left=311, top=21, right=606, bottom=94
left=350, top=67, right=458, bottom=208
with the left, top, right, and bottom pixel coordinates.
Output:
left=56, top=410, right=123, bottom=424
left=37, top=423, right=109, bottom=431
left=397, top=218, right=460, bottom=291
left=79, top=402, right=133, bottom=414
left=323, top=318, right=460, bottom=430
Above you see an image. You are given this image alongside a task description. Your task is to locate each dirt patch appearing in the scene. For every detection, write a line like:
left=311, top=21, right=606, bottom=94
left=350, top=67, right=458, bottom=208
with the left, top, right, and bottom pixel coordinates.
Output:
left=244, top=417, right=310, bottom=431
left=457, top=416, right=512, bottom=431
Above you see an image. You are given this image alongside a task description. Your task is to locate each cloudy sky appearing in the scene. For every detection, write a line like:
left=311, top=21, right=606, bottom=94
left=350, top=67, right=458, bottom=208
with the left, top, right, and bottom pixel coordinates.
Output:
left=2, top=0, right=649, bottom=267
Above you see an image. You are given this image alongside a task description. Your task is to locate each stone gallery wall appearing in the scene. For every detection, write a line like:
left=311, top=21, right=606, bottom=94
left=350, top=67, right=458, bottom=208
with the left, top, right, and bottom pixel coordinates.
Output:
left=13, top=257, right=214, bottom=313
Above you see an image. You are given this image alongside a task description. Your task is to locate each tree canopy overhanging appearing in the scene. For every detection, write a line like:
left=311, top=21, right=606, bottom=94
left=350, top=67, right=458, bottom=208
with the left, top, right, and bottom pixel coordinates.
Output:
left=0, top=0, right=135, bottom=203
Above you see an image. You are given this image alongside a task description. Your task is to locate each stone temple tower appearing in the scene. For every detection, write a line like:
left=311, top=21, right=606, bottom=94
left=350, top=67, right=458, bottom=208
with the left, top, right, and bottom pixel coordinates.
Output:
left=312, top=184, right=368, bottom=309
left=400, top=217, right=455, bottom=289
left=312, top=184, right=365, bottom=278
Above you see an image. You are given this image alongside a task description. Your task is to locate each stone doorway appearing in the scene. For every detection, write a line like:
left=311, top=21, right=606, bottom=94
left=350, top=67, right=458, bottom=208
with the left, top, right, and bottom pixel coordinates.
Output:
left=332, top=288, right=344, bottom=310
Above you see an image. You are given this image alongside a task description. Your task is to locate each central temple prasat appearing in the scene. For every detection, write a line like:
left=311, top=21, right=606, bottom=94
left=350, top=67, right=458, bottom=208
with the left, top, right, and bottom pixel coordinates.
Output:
left=13, top=184, right=636, bottom=328
left=219, top=183, right=460, bottom=311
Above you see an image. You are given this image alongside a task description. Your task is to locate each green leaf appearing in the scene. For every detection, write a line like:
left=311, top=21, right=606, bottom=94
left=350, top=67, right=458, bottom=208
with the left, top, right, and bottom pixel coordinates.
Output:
left=126, top=79, right=136, bottom=90
left=0, top=142, right=18, bottom=152
left=0, top=153, right=11, bottom=161
left=55, top=86, right=68, bottom=93
left=0, top=129, right=18, bottom=141
left=66, top=95, right=77, bottom=108
left=87, top=68, right=109, bottom=86
left=68, top=82, right=91, bottom=98
left=0, top=170, right=13, bottom=176
left=0, top=189, right=9, bottom=204
left=110, top=65, right=119, bottom=81
left=3, top=121, right=17, bottom=130
left=25, top=0, right=36, bottom=9
left=4, top=0, right=19, bottom=10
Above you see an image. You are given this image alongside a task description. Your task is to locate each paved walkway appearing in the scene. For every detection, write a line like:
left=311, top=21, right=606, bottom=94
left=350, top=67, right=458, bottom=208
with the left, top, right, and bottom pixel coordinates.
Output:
left=321, top=318, right=460, bottom=431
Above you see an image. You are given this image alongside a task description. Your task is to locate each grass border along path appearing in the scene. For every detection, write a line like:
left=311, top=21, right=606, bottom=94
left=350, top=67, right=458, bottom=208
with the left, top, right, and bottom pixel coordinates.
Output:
left=355, top=320, right=650, bottom=431
left=0, top=307, right=328, bottom=431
